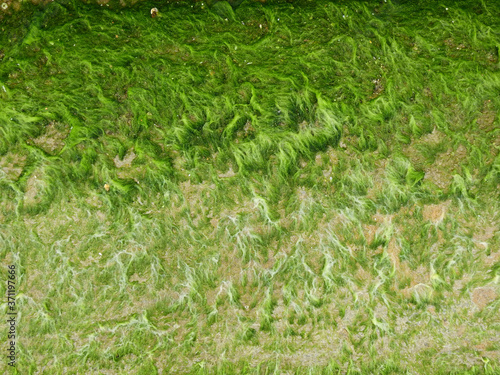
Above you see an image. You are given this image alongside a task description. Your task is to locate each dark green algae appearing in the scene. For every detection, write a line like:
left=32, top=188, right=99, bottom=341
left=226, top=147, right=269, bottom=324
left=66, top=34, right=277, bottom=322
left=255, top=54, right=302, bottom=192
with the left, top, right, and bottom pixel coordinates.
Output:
left=0, top=0, right=499, bottom=210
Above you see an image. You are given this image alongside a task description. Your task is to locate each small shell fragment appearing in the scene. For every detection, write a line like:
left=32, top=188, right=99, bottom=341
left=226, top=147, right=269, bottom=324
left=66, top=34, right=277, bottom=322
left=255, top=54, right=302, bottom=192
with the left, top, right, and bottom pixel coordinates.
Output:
left=151, top=8, right=158, bottom=18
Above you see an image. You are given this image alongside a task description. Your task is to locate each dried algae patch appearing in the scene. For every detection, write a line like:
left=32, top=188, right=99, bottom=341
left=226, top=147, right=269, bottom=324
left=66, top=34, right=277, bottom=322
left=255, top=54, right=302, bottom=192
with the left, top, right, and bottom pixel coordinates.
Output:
left=31, top=122, right=69, bottom=155
left=23, top=170, right=45, bottom=207
left=422, top=201, right=450, bottom=224
left=477, top=99, right=497, bottom=133
left=471, top=287, right=497, bottom=310
left=0, top=152, right=26, bottom=180
left=113, top=150, right=136, bottom=169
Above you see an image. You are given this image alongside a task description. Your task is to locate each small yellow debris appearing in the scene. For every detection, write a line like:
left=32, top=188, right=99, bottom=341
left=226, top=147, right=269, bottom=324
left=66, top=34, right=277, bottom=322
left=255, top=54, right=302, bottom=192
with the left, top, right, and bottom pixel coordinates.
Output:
left=104, top=183, right=110, bottom=191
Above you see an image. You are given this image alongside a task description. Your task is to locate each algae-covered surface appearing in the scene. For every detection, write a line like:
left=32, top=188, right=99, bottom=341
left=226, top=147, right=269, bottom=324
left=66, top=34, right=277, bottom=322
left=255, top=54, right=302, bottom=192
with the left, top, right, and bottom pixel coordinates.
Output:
left=0, top=0, right=499, bottom=373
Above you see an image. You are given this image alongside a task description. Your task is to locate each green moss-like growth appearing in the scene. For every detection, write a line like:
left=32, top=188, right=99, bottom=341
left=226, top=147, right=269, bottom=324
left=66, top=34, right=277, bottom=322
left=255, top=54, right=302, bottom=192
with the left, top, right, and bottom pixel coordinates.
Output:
left=1, top=0, right=499, bottom=374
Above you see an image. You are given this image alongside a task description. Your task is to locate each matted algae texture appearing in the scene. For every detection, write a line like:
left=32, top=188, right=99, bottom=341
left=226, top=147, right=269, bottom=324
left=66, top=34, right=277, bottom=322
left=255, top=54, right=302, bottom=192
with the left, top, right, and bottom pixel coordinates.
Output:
left=0, top=0, right=499, bottom=373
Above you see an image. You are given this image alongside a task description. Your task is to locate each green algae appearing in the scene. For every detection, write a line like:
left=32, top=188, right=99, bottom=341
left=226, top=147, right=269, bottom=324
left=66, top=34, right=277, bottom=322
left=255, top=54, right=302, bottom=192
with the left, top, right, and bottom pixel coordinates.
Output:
left=1, top=0, right=497, bottom=212
left=1, top=0, right=500, bottom=373
left=1, top=1, right=499, bottom=205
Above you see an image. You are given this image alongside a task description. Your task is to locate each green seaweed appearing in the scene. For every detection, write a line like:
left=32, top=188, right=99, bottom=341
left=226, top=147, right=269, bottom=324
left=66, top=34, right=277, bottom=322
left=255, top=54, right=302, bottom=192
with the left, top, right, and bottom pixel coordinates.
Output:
left=1, top=0, right=499, bottom=373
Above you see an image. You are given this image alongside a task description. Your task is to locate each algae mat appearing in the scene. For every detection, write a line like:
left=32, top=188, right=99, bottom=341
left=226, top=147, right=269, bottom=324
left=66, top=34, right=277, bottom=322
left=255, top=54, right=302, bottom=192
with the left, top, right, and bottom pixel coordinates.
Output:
left=0, top=0, right=499, bottom=373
